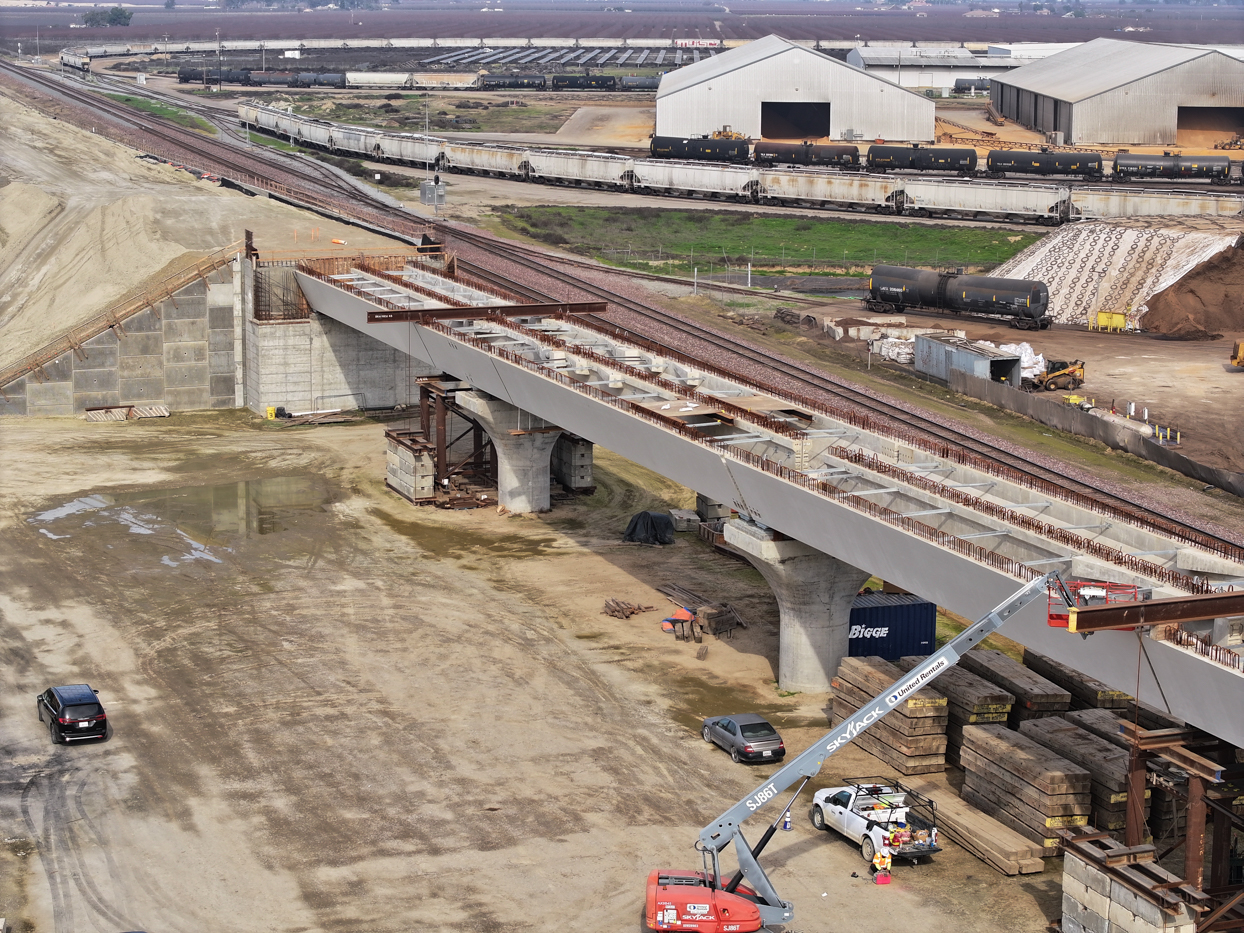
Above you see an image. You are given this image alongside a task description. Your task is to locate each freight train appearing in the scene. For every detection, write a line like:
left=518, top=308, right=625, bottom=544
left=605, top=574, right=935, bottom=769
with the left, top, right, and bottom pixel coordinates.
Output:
left=866, top=265, right=1050, bottom=330
left=175, top=67, right=659, bottom=92
left=236, top=101, right=1244, bottom=226
left=649, top=137, right=1239, bottom=184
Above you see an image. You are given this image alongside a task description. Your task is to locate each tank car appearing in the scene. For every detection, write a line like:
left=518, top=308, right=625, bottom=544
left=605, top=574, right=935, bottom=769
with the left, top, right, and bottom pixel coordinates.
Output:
left=986, top=148, right=1103, bottom=180
left=867, top=144, right=978, bottom=175
left=752, top=141, right=859, bottom=168
left=649, top=136, right=751, bottom=163
left=248, top=71, right=297, bottom=87
left=954, top=78, right=990, bottom=93
left=551, top=74, right=618, bottom=90
left=866, top=264, right=1049, bottom=329
left=479, top=74, right=547, bottom=89
left=1113, top=152, right=1232, bottom=185
left=619, top=76, right=661, bottom=90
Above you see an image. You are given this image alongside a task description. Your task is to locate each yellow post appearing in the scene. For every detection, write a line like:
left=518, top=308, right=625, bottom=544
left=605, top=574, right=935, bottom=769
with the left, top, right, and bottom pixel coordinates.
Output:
left=266, top=406, right=276, bottom=420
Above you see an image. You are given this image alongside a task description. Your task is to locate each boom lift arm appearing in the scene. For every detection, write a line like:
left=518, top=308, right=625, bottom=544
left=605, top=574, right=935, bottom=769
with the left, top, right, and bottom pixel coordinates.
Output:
left=654, top=573, right=1056, bottom=931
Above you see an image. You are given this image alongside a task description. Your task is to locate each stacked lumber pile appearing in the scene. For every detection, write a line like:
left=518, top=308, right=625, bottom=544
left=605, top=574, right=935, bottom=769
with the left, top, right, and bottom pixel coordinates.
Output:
left=1065, top=708, right=1130, bottom=749
left=896, top=656, right=1013, bottom=767
left=655, top=584, right=746, bottom=637
left=602, top=599, right=654, bottom=619
left=961, top=724, right=1091, bottom=855
left=1022, top=649, right=1131, bottom=711
left=906, top=778, right=1045, bottom=875
left=830, top=656, right=948, bottom=775
left=1126, top=700, right=1185, bottom=731
left=959, top=649, right=1071, bottom=727
left=1020, top=718, right=1150, bottom=833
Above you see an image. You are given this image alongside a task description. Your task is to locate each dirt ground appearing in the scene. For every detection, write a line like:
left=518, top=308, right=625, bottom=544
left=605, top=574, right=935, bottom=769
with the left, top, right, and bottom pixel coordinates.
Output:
left=0, top=414, right=1062, bottom=933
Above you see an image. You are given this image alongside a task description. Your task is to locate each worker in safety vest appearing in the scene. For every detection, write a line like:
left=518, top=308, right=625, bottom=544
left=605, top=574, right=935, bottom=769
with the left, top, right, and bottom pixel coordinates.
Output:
left=872, top=846, right=892, bottom=875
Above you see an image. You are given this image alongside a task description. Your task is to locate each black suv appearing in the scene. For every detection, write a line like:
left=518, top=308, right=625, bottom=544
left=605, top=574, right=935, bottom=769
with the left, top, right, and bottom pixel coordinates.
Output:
left=37, top=684, right=108, bottom=744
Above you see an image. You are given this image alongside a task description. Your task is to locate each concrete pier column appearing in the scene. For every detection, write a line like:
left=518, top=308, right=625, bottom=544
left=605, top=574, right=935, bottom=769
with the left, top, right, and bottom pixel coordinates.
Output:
left=455, top=391, right=561, bottom=513
left=724, top=519, right=870, bottom=693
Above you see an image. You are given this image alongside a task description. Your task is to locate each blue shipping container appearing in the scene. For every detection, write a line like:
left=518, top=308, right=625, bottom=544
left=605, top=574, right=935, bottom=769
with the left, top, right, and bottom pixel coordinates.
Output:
left=847, top=593, right=936, bottom=661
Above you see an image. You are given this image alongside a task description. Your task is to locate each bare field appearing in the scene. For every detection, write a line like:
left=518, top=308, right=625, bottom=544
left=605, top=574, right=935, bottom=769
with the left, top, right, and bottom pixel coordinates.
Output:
left=0, top=414, right=1062, bottom=933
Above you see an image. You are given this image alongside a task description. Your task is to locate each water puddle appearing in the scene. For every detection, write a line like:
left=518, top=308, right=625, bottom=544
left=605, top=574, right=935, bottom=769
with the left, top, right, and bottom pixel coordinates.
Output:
left=29, top=476, right=331, bottom=568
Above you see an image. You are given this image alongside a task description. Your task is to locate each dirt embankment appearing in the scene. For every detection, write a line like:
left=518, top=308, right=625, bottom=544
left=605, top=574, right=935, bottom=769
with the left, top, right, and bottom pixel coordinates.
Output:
left=1143, top=239, right=1244, bottom=340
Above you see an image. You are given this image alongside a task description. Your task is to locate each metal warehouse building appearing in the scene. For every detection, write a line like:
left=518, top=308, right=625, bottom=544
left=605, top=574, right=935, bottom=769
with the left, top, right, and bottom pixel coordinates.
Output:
left=989, top=38, right=1244, bottom=146
left=845, top=46, right=1018, bottom=91
left=656, top=35, right=934, bottom=143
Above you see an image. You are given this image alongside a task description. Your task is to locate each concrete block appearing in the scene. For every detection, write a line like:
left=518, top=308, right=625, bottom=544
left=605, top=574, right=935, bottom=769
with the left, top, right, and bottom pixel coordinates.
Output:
left=209, top=374, right=234, bottom=398
left=695, top=493, right=731, bottom=521
left=1063, top=918, right=1084, bottom=933
left=669, top=509, right=700, bottom=532
left=27, top=381, right=73, bottom=407
left=210, top=396, right=235, bottom=409
left=27, top=401, right=74, bottom=417
left=73, top=390, right=121, bottom=411
left=175, top=281, right=207, bottom=300
left=40, top=353, right=74, bottom=382
left=1063, top=875, right=1110, bottom=920
left=1108, top=881, right=1168, bottom=928
left=164, top=318, right=208, bottom=343
left=73, top=369, right=119, bottom=393
left=119, top=356, right=165, bottom=379
left=208, top=329, right=234, bottom=352
left=165, top=363, right=209, bottom=388
left=1063, top=894, right=1109, bottom=933
left=0, top=376, right=27, bottom=399
left=164, top=387, right=211, bottom=411
left=120, top=378, right=165, bottom=403
left=208, top=304, right=234, bottom=329
left=208, top=351, right=234, bottom=375
left=75, top=345, right=119, bottom=370
left=84, top=329, right=118, bottom=349
left=206, top=282, right=233, bottom=309
left=164, top=300, right=208, bottom=321
left=0, top=394, right=29, bottom=416
left=123, top=308, right=161, bottom=333
left=1065, top=854, right=1111, bottom=897
left=118, top=332, right=163, bottom=358
left=164, top=342, right=208, bottom=365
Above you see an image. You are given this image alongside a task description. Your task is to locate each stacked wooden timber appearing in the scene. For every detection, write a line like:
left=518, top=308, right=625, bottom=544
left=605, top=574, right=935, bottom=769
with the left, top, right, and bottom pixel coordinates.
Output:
left=959, top=649, right=1071, bottom=727
left=1126, top=699, right=1185, bottom=732
left=906, top=777, right=1046, bottom=875
left=1065, top=708, right=1130, bottom=749
left=960, top=724, right=1091, bottom=855
left=1022, top=649, right=1131, bottom=711
left=830, top=656, right=948, bottom=775
left=895, top=656, right=1014, bottom=767
left=1019, top=718, right=1150, bottom=834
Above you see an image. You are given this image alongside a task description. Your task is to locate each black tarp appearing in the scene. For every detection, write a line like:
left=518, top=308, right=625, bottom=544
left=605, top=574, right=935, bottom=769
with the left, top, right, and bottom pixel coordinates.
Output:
left=622, top=511, right=677, bottom=546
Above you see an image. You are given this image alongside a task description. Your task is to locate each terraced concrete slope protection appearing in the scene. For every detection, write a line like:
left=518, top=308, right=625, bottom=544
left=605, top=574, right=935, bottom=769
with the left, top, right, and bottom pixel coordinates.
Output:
left=991, top=217, right=1244, bottom=333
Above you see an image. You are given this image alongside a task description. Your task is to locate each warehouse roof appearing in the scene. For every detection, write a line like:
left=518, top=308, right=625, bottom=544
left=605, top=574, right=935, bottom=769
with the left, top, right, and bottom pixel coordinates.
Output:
left=991, top=38, right=1240, bottom=101
left=850, top=46, right=979, bottom=65
left=656, top=34, right=928, bottom=102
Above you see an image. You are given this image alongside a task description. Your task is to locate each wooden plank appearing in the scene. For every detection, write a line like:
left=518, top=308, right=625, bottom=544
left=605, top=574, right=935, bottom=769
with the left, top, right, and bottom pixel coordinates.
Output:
left=959, top=649, right=1071, bottom=708
left=1022, top=648, right=1132, bottom=709
left=962, top=767, right=1091, bottom=818
left=836, top=657, right=948, bottom=710
left=962, top=724, right=1092, bottom=792
left=1019, top=718, right=1131, bottom=791
left=831, top=698, right=948, bottom=756
left=1065, top=708, right=1131, bottom=750
left=828, top=711, right=946, bottom=774
left=960, top=787, right=1062, bottom=855
left=961, top=748, right=1092, bottom=801
left=905, top=778, right=1047, bottom=863
left=896, top=656, right=1015, bottom=711
left=832, top=679, right=948, bottom=730
left=947, top=702, right=1010, bottom=723
left=1125, top=699, right=1185, bottom=732
left=1008, top=708, right=1065, bottom=728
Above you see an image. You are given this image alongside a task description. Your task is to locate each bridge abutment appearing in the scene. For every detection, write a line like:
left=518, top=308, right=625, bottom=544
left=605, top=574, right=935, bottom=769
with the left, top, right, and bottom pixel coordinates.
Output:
left=456, top=392, right=561, bottom=513
left=724, top=519, right=870, bottom=693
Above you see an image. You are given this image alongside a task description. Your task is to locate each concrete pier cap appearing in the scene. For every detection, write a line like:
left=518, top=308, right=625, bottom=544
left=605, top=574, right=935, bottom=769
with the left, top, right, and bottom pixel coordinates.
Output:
left=724, top=518, right=870, bottom=693
left=455, top=391, right=562, bottom=513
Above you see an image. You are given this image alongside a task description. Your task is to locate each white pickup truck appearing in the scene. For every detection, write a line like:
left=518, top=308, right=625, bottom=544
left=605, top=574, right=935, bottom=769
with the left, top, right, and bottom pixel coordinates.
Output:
left=809, top=778, right=942, bottom=865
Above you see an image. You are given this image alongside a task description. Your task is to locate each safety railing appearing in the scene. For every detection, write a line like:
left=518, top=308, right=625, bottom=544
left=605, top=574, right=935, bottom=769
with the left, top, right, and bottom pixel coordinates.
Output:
left=1154, top=625, right=1243, bottom=673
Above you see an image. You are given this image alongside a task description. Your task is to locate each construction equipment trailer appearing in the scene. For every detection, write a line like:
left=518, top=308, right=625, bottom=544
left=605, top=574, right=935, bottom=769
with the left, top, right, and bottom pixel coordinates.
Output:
left=645, top=573, right=1056, bottom=933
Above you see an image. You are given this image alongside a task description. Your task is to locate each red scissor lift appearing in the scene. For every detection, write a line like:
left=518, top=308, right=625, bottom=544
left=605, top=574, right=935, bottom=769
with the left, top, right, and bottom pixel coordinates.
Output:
left=1048, top=579, right=1141, bottom=629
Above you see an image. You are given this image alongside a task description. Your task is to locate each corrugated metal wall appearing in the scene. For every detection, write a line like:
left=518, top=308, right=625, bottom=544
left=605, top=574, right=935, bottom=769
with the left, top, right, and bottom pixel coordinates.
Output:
left=655, top=46, right=934, bottom=141
left=991, top=53, right=1244, bottom=145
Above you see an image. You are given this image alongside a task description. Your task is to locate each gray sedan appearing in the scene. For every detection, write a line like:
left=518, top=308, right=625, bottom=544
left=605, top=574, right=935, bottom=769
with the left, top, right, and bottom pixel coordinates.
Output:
left=701, top=714, right=786, bottom=763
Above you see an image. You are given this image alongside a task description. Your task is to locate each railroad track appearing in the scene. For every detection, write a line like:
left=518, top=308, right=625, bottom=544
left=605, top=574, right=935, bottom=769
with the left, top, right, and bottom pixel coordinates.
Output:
left=6, top=62, right=1241, bottom=559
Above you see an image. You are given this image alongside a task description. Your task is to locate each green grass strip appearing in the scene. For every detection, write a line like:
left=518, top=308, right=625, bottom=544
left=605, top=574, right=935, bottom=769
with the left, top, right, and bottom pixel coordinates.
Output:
left=106, top=94, right=216, bottom=134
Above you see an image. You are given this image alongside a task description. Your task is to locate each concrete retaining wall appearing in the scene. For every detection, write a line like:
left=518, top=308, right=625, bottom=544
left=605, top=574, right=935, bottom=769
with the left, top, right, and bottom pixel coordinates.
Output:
left=1062, top=851, right=1197, bottom=933
left=0, top=265, right=241, bottom=417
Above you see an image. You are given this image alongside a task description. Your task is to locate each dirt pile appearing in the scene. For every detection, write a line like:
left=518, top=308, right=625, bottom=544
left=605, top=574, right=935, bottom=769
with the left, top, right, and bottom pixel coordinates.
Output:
left=1143, top=239, right=1244, bottom=339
